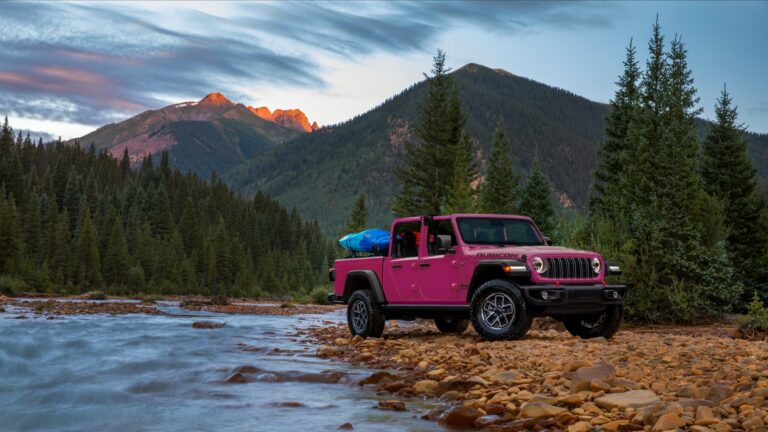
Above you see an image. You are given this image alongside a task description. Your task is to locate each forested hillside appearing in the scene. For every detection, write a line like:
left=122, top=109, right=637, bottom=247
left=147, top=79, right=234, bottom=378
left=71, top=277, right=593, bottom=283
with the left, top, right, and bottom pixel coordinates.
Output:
left=0, top=119, right=334, bottom=298
left=225, top=63, right=768, bottom=234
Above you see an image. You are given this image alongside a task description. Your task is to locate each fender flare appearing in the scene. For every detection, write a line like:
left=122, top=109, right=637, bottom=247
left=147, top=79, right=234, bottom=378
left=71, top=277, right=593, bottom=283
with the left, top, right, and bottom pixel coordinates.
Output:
left=343, top=270, right=387, bottom=304
left=466, top=260, right=529, bottom=302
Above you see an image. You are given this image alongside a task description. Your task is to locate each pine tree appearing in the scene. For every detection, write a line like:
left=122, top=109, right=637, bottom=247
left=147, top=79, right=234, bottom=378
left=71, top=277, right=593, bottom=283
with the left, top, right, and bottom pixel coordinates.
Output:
left=103, top=213, right=130, bottom=287
left=210, top=218, right=232, bottom=297
left=23, top=192, right=43, bottom=264
left=480, top=125, right=520, bottom=214
left=159, top=150, right=171, bottom=179
left=0, top=194, right=24, bottom=273
left=591, top=39, right=641, bottom=217
left=519, top=159, right=555, bottom=235
left=343, top=193, right=369, bottom=233
left=76, top=208, right=102, bottom=290
left=179, top=198, right=203, bottom=255
left=119, top=148, right=131, bottom=180
left=702, top=86, right=768, bottom=290
left=51, top=211, right=73, bottom=285
left=63, top=168, right=81, bottom=233
left=149, top=186, right=173, bottom=239
left=445, top=134, right=478, bottom=213
left=393, top=49, right=466, bottom=216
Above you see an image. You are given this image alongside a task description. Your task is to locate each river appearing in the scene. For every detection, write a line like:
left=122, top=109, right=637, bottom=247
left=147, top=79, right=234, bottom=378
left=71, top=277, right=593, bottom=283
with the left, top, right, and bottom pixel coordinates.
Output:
left=0, top=303, right=441, bottom=431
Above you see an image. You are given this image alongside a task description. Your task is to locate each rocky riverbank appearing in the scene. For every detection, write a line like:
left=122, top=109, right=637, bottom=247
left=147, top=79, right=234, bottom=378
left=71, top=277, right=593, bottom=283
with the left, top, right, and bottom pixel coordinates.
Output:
left=0, top=295, right=342, bottom=317
left=307, top=320, right=768, bottom=431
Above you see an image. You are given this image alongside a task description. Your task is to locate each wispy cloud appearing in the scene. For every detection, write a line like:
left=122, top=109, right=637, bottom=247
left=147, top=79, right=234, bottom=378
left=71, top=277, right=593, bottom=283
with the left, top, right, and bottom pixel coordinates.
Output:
left=0, top=1, right=614, bottom=129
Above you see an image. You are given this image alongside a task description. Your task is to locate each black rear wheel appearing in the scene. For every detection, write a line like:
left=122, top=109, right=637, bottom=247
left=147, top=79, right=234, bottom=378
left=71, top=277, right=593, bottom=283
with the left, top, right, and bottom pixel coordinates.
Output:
left=563, top=305, right=624, bottom=339
left=347, top=290, right=385, bottom=338
left=434, top=319, right=469, bottom=334
left=470, top=279, right=532, bottom=341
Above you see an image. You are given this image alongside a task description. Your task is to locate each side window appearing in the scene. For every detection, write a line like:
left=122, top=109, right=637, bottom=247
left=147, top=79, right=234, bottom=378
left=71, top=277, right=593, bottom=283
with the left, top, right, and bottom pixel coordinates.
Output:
left=392, top=222, right=421, bottom=258
left=427, top=220, right=456, bottom=256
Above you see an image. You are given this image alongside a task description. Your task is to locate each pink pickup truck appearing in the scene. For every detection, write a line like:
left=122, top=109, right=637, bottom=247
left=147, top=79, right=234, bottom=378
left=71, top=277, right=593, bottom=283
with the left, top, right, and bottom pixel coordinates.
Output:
left=329, top=214, right=626, bottom=340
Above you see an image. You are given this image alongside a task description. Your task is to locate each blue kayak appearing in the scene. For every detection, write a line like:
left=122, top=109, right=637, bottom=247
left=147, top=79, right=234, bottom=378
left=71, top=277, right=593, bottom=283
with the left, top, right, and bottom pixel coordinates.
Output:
left=339, top=229, right=390, bottom=254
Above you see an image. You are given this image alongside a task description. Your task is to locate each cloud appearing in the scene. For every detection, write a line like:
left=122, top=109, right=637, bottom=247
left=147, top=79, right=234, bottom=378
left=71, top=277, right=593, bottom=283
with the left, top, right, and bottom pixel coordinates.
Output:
left=0, top=1, right=615, bottom=131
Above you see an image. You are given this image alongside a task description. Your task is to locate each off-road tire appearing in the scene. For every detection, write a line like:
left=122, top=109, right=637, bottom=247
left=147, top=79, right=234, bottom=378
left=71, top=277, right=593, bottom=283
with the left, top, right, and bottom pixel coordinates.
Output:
left=347, top=290, right=385, bottom=338
left=434, top=319, right=469, bottom=334
left=563, top=305, right=624, bottom=339
left=470, top=279, right=532, bottom=341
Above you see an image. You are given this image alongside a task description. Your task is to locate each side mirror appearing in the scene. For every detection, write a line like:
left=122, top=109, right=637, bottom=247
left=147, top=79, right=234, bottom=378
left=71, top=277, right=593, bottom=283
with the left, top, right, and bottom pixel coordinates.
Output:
left=543, top=236, right=553, bottom=246
left=436, top=234, right=453, bottom=252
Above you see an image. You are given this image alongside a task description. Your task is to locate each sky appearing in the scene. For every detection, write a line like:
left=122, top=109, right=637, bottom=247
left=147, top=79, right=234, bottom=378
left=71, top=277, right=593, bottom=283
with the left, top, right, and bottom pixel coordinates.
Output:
left=1, top=1, right=767, bottom=140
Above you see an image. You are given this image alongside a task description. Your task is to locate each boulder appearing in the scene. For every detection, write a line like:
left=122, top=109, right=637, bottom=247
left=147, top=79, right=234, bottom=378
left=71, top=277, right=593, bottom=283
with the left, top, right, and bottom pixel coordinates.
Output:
left=338, top=423, right=354, bottom=430
left=438, top=406, right=484, bottom=427
left=594, top=390, right=660, bottom=410
left=520, top=402, right=567, bottom=419
left=571, top=363, right=616, bottom=393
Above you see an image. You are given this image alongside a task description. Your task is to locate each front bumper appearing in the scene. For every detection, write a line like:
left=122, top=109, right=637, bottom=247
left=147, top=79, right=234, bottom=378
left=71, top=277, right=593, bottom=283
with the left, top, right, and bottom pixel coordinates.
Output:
left=520, top=283, right=627, bottom=309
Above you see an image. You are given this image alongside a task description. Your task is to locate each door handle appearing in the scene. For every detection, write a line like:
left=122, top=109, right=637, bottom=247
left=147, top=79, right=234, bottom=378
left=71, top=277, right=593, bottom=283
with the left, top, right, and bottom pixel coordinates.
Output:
left=419, top=262, right=431, bottom=267
left=391, top=264, right=402, bottom=269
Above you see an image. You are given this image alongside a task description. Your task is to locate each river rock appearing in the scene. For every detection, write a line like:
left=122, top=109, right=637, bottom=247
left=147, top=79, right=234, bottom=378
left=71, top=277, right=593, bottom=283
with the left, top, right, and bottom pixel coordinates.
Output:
left=571, top=363, right=616, bottom=393
left=568, top=421, right=592, bottom=432
left=192, top=320, right=225, bottom=329
left=474, top=415, right=503, bottom=428
left=412, top=380, right=439, bottom=395
left=358, top=371, right=396, bottom=386
left=378, top=400, right=405, bottom=411
left=594, top=390, right=660, bottom=410
left=695, top=405, right=718, bottom=425
left=438, top=406, right=484, bottom=427
left=225, top=372, right=247, bottom=384
left=338, top=423, right=354, bottom=430
left=652, top=413, right=686, bottom=431
left=520, top=402, right=567, bottom=419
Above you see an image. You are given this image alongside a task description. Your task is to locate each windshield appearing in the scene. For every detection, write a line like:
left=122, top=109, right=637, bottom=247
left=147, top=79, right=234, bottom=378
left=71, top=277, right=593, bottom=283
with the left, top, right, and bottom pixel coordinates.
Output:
left=457, top=217, right=544, bottom=246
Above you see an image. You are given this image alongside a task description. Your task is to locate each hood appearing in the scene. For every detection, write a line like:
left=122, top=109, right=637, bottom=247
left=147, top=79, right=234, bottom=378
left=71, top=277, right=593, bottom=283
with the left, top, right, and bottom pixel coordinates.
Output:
left=463, top=245, right=601, bottom=260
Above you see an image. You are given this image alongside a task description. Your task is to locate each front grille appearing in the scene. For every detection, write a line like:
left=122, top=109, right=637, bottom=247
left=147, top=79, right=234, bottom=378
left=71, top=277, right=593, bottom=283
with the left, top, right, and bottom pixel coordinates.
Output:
left=543, top=257, right=595, bottom=279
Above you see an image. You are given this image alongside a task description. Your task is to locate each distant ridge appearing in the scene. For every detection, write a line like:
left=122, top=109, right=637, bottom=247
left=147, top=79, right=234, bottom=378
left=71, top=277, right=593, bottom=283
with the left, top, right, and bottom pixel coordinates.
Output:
left=74, top=92, right=317, bottom=177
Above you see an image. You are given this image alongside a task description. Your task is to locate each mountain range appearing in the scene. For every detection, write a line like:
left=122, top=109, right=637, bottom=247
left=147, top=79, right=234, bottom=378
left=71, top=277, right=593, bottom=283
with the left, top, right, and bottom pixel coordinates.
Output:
left=75, top=64, right=768, bottom=234
left=74, top=92, right=317, bottom=177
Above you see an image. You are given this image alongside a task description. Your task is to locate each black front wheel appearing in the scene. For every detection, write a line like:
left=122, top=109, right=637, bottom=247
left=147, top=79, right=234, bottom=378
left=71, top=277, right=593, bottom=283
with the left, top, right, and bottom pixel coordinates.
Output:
left=434, top=319, right=469, bottom=334
left=347, top=290, right=385, bottom=338
left=470, top=279, right=532, bottom=341
left=563, top=305, right=624, bottom=339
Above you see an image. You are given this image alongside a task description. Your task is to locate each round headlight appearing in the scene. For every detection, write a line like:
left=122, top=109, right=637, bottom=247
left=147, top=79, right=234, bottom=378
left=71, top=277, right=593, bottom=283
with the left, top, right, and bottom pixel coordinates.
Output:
left=532, top=257, right=548, bottom=274
left=591, top=257, right=601, bottom=274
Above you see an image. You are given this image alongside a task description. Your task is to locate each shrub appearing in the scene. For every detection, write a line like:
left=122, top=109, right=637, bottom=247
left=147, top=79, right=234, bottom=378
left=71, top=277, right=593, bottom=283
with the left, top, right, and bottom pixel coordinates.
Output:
left=0, top=275, right=29, bottom=296
left=737, top=292, right=768, bottom=339
left=279, top=302, right=295, bottom=309
left=310, top=286, right=331, bottom=305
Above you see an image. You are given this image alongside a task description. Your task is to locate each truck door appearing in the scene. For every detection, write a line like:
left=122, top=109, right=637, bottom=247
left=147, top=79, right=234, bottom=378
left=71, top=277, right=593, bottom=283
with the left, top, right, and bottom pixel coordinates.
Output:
left=418, top=217, right=463, bottom=303
left=385, top=221, right=422, bottom=302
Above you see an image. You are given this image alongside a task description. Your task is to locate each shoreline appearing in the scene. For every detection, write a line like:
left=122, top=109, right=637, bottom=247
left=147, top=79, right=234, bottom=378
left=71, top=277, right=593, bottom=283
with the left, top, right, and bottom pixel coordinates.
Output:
left=306, top=319, right=768, bottom=431
left=0, top=295, right=343, bottom=317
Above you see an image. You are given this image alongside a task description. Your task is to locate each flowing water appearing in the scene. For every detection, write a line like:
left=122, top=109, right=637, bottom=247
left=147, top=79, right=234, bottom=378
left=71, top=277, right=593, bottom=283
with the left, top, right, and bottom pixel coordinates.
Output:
left=0, top=304, right=442, bottom=431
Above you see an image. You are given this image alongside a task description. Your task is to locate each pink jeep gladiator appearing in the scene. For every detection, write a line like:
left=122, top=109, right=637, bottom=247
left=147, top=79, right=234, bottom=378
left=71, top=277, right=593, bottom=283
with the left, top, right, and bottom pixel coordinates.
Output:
left=329, top=214, right=626, bottom=341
